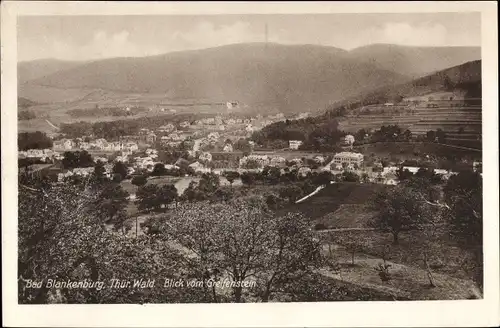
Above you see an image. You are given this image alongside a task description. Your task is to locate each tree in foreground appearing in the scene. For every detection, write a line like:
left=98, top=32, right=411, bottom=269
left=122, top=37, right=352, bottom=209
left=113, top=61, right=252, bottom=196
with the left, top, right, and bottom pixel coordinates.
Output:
left=162, top=197, right=322, bottom=302
left=443, top=170, right=483, bottom=290
left=371, top=185, right=432, bottom=244
left=18, top=175, right=196, bottom=304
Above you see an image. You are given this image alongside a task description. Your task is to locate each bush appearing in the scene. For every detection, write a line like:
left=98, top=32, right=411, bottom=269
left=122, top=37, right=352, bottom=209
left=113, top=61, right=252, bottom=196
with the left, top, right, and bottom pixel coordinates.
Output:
left=374, top=263, right=392, bottom=282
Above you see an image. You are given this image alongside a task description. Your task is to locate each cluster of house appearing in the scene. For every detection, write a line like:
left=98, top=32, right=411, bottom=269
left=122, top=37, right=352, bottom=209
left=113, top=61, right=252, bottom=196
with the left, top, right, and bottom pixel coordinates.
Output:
left=19, top=148, right=63, bottom=161
left=369, top=166, right=459, bottom=185
left=57, top=167, right=96, bottom=181
left=238, top=154, right=325, bottom=169
left=53, top=138, right=140, bottom=153
left=326, top=152, right=364, bottom=171
left=115, top=149, right=159, bottom=170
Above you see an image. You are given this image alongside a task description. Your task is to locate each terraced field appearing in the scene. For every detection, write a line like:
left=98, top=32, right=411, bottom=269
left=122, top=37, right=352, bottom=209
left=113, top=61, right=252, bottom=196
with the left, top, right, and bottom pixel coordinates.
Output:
left=340, top=102, right=482, bottom=149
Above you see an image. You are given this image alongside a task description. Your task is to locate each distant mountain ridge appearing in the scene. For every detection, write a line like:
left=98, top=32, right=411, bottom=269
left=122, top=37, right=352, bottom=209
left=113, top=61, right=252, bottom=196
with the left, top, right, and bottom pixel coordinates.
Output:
left=18, top=42, right=481, bottom=114
left=328, top=59, right=481, bottom=108
left=18, top=58, right=86, bottom=85
left=348, top=43, right=480, bottom=77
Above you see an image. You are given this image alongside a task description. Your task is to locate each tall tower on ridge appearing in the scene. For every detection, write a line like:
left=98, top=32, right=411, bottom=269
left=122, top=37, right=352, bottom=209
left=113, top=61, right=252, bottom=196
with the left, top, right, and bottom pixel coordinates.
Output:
left=265, top=23, right=268, bottom=48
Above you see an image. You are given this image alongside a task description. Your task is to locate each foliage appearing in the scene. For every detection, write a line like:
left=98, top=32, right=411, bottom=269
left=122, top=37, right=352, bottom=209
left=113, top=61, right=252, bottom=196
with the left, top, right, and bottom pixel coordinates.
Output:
left=240, top=172, right=257, bottom=185
left=341, top=171, right=360, bottom=183
left=131, top=175, right=148, bottom=187
left=112, top=162, right=128, bottom=179
left=251, top=117, right=343, bottom=151
left=396, top=166, right=413, bottom=181
left=136, top=184, right=178, bottom=212
left=62, top=150, right=94, bottom=169
left=444, top=171, right=482, bottom=246
left=151, top=163, right=167, bottom=176
left=19, top=110, right=37, bottom=120
left=92, top=161, right=107, bottom=183
left=161, top=198, right=323, bottom=302
left=18, top=131, right=53, bottom=150
left=224, top=171, right=240, bottom=187
left=371, top=185, right=432, bottom=244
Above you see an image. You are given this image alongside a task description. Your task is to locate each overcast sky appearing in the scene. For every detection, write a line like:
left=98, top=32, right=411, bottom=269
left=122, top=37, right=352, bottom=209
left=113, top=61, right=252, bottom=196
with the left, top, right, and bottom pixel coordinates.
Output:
left=17, top=13, right=481, bottom=62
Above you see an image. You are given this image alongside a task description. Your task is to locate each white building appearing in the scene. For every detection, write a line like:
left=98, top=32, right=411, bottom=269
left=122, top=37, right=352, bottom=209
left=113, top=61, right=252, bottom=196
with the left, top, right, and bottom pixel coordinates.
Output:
left=270, top=156, right=286, bottom=166
left=223, top=144, right=233, bottom=152
left=53, top=139, right=74, bottom=151
left=207, top=132, right=220, bottom=141
left=313, top=156, right=326, bottom=164
left=179, top=121, right=191, bottom=128
left=189, top=161, right=211, bottom=174
left=289, top=140, right=303, bottom=150
left=198, top=152, right=213, bottom=162
left=332, top=152, right=364, bottom=167
left=298, top=167, right=312, bottom=177
left=344, top=135, right=355, bottom=146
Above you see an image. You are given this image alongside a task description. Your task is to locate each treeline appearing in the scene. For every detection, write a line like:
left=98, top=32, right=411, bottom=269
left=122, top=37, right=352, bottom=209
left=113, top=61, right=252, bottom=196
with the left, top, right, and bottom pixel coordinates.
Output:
left=18, top=131, right=53, bottom=150
left=251, top=118, right=344, bottom=151
left=67, top=106, right=148, bottom=118
left=19, top=110, right=36, bottom=120
left=59, top=113, right=211, bottom=140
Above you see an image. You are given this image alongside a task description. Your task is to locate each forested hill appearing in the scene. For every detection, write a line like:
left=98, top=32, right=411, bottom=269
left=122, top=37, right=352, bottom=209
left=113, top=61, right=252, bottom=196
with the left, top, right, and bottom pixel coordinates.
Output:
left=324, top=60, right=482, bottom=111
left=252, top=60, right=482, bottom=149
left=21, top=43, right=406, bottom=114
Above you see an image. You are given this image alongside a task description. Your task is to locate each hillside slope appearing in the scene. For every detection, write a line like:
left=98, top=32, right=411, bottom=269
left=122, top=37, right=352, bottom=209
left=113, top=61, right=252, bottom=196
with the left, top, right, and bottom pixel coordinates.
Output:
left=21, top=43, right=407, bottom=113
left=18, top=59, right=85, bottom=85
left=349, top=44, right=480, bottom=77
left=336, top=60, right=481, bottom=106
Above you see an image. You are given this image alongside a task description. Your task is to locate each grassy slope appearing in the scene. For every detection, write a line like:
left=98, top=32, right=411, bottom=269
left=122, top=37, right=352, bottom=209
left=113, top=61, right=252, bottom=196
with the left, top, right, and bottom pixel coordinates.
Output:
left=288, top=182, right=388, bottom=222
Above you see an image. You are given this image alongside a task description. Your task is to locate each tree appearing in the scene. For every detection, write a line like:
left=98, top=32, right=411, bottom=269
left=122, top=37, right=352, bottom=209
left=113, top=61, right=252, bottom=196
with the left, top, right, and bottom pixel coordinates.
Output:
left=92, top=160, right=107, bottom=184
left=158, top=184, right=178, bottom=210
left=151, top=163, right=167, bottom=176
left=136, top=184, right=161, bottom=212
left=131, top=175, right=148, bottom=188
left=396, top=166, right=413, bottom=181
left=372, top=185, right=432, bottom=244
left=234, top=138, right=252, bottom=153
left=426, top=130, right=437, bottom=142
left=402, top=129, right=412, bottom=142
left=198, top=173, right=220, bottom=194
left=311, top=171, right=333, bottom=186
left=435, top=129, right=447, bottom=143
left=163, top=198, right=322, bottom=303
left=224, top=171, right=240, bottom=188
left=62, top=151, right=94, bottom=169
left=112, top=162, right=128, bottom=179
left=240, top=172, right=256, bottom=185
left=443, top=170, right=482, bottom=289
left=18, top=131, right=53, bottom=150
left=262, top=166, right=281, bottom=184
left=96, top=183, right=130, bottom=231
left=18, top=174, right=210, bottom=304
left=342, top=171, right=360, bottom=183
left=279, top=185, right=303, bottom=204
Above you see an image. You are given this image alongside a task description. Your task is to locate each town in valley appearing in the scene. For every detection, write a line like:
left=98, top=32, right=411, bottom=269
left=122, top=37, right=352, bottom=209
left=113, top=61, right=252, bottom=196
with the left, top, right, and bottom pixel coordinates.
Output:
left=17, top=13, right=484, bottom=304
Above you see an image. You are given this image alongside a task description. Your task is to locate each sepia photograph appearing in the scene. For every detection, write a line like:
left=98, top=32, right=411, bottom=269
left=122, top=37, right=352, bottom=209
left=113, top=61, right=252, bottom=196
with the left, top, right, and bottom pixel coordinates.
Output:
left=2, top=1, right=499, bottom=327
